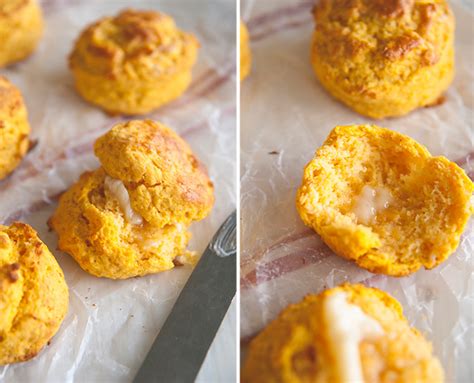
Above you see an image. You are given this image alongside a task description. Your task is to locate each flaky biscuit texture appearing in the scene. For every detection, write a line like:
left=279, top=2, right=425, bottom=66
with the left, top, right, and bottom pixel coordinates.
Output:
left=297, top=124, right=473, bottom=276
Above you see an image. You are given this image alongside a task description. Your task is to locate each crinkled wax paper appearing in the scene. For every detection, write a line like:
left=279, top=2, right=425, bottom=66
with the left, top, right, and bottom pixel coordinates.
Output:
left=241, top=0, right=473, bottom=381
left=0, top=0, right=236, bottom=382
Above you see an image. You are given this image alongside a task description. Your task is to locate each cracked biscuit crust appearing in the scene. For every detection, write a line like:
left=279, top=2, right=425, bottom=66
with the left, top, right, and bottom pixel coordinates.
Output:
left=49, top=168, right=192, bottom=279
left=94, top=119, right=214, bottom=228
left=50, top=119, right=213, bottom=279
left=242, top=284, right=444, bottom=383
left=0, top=0, right=43, bottom=68
left=296, top=125, right=473, bottom=276
left=0, top=76, right=31, bottom=180
left=0, top=222, right=68, bottom=365
left=69, top=9, right=199, bottom=115
left=312, top=0, right=454, bottom=118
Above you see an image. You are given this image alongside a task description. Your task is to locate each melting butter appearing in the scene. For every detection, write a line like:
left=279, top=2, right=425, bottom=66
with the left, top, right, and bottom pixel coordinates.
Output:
left=324, top=291, right=384, bottom=383
left=104, top=176, right=143, bottom=225
left=353, top=185, right=392, bottom=224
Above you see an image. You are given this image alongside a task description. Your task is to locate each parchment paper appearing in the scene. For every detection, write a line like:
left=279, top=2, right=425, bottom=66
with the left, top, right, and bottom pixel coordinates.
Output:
left=0, top=0, right=236, bottom=382
left=241, top=1, right=473, bottom=381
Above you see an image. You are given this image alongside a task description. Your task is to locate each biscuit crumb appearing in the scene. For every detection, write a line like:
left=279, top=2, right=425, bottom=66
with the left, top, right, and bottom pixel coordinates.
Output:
left=297, top=124, right=473, bottom=276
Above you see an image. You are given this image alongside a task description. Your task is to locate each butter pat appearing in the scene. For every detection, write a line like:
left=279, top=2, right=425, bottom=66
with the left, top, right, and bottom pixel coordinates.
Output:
left=324, top=291, right=384, bottom=382
left=104, top=176, right=143, bottom=225
left=353, top=185, right=392, bottom=224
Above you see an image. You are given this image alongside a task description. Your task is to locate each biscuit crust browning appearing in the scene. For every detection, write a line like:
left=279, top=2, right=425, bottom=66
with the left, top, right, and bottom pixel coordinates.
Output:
left=69, top=9, right=199, bottom=115
left=0, top=222, right=68, bottom=365
left=312, top=0, right=454, bottom=118
left=296, top=125, right=473, bottom=276
left=94, top=120, right=214, bottom=227
left=50, top=120, right=214, bottom=279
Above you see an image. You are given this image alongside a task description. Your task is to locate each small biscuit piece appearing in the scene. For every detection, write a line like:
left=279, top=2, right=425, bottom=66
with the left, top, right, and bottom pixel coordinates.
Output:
left=94, top=120, right=214, bottom=228
left=0, top=0, right=43, bottom=68
left=242, top=284, right=444, bottom=383
left=296, top=125, right=473, bottom=276
left=0, top=222, right=68, bottom=365
left=0, top=77, right=31, bottom=180
left=311, top=0, right=454, bottom=118
left=50, top=120, right=214, bottom=279
left=69, top=9, right=199, bottom=115
left=240, top=21, right=251, bottom=81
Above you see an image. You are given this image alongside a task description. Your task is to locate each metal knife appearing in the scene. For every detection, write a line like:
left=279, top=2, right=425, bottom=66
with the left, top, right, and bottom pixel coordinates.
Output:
left=133, top=211, right=237, bottom=383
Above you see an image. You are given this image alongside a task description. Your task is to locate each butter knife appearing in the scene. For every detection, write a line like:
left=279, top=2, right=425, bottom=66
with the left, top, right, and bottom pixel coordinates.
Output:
left=133, top=211, right=237, bottom=383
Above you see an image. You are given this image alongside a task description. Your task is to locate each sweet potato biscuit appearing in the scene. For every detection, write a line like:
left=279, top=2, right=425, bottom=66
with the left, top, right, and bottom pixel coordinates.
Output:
left=242, top=284, right=444, bottom=383
left=0, top=76, right=31, bottom=180
left=50, top=120, right=214, bottom=279
left=311, top=0, right=454, bottom=118
left=69, top=9, right=199, bottom=115
left=240, top=21, right=251, bottom=81
left=296, top=124, right=473, bottom=276
left=0, top=0, right=43, bottom=68
left=94, top=120, right=214, bottom=228
left=49, top=169, right=192, bottom=279
left=0, top=222, right=68, bottom=365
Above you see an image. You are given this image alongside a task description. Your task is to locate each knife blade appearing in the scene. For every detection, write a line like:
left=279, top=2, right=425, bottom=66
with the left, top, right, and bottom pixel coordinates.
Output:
left=133, top=211, right=236, bottom=383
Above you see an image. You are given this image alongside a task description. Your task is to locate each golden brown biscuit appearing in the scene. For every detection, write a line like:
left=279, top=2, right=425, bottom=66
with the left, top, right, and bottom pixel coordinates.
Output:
left=311, top=0, right=454, bottom=118
left=240, top=21, right=251, bottom=81
left=296, top=124, right=473, bottom=276
left=69, top=9, right=199, bottom=115
left=0, top=222, right=68, bottom=365
left=0, top=0, right=43, bottom=68
left=242, top=284, right=444, bottom=383
left=0, top=76, right=31, bottom=180
left=48, top=168, right=192, bottom=279
left=49, top=120, right=214, bottom=279
left=94, top=120, right=214, bottom=228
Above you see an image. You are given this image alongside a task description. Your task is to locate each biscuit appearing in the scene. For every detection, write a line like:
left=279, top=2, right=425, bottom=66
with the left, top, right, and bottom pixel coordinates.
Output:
left=94, top=120, right=214, bottom=228
left=240, top=21, right=251, bottom=81
left=296, top=124, right=473, bottom=276
left=0, top=222, right=68, bottom=365
left=49, top=120, right=214, bottom=279
left=0, top=0, right=43, bottom=68
left=0, top=77, right=31, bottom=180
left=48, top=169, right=192, bottom=279
left=311, top=0, right=454, bottom=118
left=242, top=284, right=444, bottom=383
left=69, top=9, right=199, bottom=115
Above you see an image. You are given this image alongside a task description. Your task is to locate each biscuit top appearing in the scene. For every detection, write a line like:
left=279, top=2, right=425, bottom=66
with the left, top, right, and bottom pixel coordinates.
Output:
left=95, top=120, right=209, bottom=187
left=0, top=77, right=25, bottom=117
left=94, top=120, right=214, bottom=227
left=313, top=0, right=454, bottom=91
left=69, top=9, right=199, bottom=79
